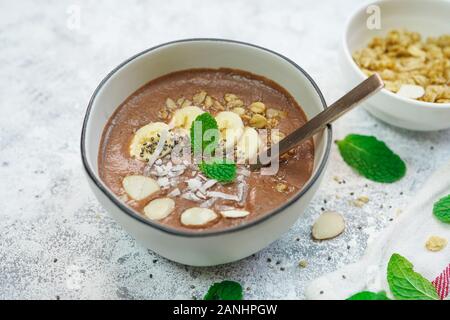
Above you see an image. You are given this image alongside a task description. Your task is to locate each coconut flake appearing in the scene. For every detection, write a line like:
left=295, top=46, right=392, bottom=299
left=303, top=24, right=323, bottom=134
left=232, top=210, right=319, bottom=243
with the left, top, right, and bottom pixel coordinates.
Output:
left=217, top=205, right=237, bottom=211
left=167, top=188, right=181, bottom=197
left=237, top=182, right=247, bottom=204
left=172, top=164, right=186, bottom=172
left=187, top=178, right=203, bottom=191
left=206, top=191, right=240, bottom=202
left=154, top=166, right=167, bottom=177
left=200, top=197, right=217, bottom=208
left=181, top=192, right=202, bottom=202
left=199, top=179, right=217, bottom=194
left=238, top=168, right=251, bottom=177
left=157, top=177, right=170, bottom=188
left=168, top=169, right=184, bottom=178
left=195, top=191, right=207, bottom=199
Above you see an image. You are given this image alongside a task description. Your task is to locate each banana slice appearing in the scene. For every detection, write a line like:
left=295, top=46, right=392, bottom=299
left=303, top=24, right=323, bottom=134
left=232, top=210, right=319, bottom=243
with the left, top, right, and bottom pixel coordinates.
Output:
left=129, top=122, right=174, bottom=162
left=144, top=197, right=175, bottom=220
left=221, top=209, right=249, bottom=218
left=169, top=106, right=204, bottom=130
left=180, top=207, right=218, bottom=226
left=236, top=127, right=261, bottom=163
left=215, top=111, right=244, bottom=150
left=122, top=175, right=160, bottom=201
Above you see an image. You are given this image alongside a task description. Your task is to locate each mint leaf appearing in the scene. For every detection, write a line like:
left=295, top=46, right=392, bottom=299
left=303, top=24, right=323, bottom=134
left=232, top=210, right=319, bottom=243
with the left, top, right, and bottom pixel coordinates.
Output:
left=387, top=253, right=439, bottom=300
left=336, top=134, right=406, bottom=183
left=347, top=291, right=390, bottom=300
left=204, top=280, right=243, bottom=300
left=433, top=194, right=450, bottom=223
left=200, top=159, right=237, bottom=183
left=190, top=113, right=219, bottom=155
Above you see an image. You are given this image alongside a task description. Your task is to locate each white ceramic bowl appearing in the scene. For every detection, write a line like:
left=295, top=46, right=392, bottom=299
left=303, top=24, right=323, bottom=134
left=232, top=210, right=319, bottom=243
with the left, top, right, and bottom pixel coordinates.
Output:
left=81, top=39, right=331, bottom=266
left=341, top=0, right=450, bottom=131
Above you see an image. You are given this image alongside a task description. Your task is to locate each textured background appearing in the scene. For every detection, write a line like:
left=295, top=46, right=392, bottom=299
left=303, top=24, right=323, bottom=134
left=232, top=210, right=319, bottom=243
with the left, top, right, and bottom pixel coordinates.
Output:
left=1, top=0, right=449, bottom=299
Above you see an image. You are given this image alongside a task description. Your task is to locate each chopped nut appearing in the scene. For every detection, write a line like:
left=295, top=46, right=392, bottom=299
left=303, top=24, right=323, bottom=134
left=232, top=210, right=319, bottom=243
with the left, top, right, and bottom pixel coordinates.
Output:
left=193, top=91, right=207, bottom=105
left=213, top=100, right=225, bottom=111
left=298, top=260, right=308, bottom=268
left=267, top=118, right=279, bottom=128
left=358, top=196, right=369, bottom=203
left=158, top=109, right=169, bottom=120
left=204, top=95, right=213, bottom=108
left=275, top=183, right=288, bottom=193
left=249, top=102, right=266, bottom=114
left=241, top=114, right=251, bottom=123
left=352, top=29, right=450, bottom=103
left=232, top=107, right=246, bottom=116
left=224, top=93, right=238, bottom=102
left=425, top=236, right=447, bottom=252
left=227, top=99, right=244, bottom=108
left=352, top=196, right=369, bottom=208
left=165, top=98, right=177, bottom=110
left=181, top=99, right=192, bottom=108
left=266, top=108, right=281, bottom=118
left=249, top=114, right=267, bottom=128
left=176, top=97, right=186, bottom=106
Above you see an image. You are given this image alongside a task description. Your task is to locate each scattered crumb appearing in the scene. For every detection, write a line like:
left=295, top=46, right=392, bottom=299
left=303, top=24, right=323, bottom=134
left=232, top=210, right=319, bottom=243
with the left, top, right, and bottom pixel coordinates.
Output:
left=425, top=236, right=447, bottom=252
left=333, top=176, right=343, bottom=184
left=298, top=260, right=308, bottom=268
left=275, top=183, right=288, bottom=193
left=351, top=196, right=369, bottom=208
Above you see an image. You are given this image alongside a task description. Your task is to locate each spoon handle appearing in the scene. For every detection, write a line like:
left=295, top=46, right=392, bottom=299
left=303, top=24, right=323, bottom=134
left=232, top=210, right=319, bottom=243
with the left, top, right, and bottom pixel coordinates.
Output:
left=254, top=73, right=384, bottom=168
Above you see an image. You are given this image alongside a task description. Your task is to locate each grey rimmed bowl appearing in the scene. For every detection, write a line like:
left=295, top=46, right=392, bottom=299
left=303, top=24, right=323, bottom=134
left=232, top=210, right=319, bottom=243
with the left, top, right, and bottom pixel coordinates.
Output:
left=81, top=39, right=332, bottom=266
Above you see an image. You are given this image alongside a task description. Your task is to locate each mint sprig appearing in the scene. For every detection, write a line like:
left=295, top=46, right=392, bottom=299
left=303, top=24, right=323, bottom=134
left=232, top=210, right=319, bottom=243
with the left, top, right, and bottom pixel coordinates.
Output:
left=200, top=159, right=237, bottom=183
left=347, top=291, right=390, bottom=300
left=433, top=194, right=450, bottom=223
left=204, top=280, right=243, bottom=300
left=336, top=134, right=406, bottom=183
left=387, top=253, right=439, bottom=300
left=190, top=113, right=219, bottom=155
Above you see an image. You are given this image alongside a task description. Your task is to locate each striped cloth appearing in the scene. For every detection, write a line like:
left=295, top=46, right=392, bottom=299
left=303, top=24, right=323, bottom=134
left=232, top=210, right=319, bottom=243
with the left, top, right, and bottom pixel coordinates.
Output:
left=433, top=264, right=450, bottom=300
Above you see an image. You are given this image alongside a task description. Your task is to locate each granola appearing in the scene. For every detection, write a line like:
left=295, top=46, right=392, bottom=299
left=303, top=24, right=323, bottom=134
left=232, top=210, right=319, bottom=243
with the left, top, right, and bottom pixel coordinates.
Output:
left=352, top=29, right=450, bottom=103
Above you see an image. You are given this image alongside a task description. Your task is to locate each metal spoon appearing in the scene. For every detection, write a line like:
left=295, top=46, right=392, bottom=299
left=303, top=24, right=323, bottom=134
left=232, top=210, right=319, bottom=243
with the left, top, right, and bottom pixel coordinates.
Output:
left=252, top=73, right=384, bottom=169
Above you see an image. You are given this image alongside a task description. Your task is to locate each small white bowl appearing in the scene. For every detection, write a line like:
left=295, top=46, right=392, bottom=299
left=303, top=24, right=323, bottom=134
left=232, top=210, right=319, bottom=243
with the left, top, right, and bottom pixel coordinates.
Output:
left=341, top=0, right=450, bottom=131
left=81, top=39, right=332, bottom=266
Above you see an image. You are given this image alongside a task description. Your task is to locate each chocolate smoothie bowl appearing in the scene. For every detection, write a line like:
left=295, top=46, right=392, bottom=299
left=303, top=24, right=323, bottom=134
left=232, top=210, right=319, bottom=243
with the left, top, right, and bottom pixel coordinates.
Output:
left=81, top=39, right=331, bottom=266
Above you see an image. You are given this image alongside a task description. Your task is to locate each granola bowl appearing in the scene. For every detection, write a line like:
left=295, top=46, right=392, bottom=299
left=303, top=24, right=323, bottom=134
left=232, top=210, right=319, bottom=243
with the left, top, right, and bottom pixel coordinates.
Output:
left=81, top=39, right=331, bottom=266
left=342, top=0, right=450, bottom=131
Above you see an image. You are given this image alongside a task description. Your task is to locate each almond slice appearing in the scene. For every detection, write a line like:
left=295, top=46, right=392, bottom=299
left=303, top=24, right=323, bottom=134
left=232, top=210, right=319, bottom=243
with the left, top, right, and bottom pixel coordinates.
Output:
left=220, top=209, right=249, bottom=218
left=397, top=84, right=425, bottom=99
left=312, top=211, right=345, bottom=240
left=144, top=197, right=175, bottom=220
left=122, top=175, right=160, bottom=201
left=180, top=207, right=218, bottom=226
